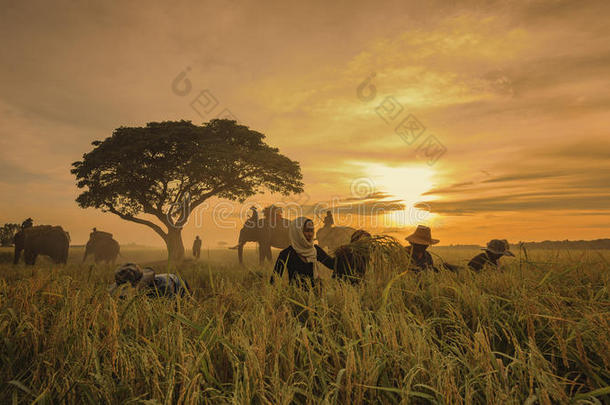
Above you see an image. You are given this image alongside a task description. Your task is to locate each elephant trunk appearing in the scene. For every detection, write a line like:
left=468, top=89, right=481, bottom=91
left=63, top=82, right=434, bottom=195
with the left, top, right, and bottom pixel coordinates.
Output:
left=238, top=243, right=244, bottom=264
left=235, top=227, right=248, bottom=265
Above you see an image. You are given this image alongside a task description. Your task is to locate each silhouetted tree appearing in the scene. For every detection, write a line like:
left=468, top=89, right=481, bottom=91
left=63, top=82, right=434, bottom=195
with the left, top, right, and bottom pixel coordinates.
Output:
left=0, top=223, right=20, bottom=247
left=72, top=119, right=303, bottom=261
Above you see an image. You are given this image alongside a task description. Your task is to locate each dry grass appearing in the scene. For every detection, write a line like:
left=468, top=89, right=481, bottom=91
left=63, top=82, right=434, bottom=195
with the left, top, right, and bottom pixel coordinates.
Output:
left=0, top=244, right=609, bottom=404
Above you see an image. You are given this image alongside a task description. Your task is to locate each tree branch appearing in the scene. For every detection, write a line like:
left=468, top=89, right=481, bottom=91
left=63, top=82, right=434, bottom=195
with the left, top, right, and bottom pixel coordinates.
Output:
left=107, top=205, right=167, bottom=240
left=173, top=168, right=259, bottom=226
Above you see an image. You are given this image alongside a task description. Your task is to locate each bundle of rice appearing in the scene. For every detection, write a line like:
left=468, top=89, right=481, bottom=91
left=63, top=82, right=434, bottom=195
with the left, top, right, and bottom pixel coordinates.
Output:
left=332, top=235, right=411, bottom=281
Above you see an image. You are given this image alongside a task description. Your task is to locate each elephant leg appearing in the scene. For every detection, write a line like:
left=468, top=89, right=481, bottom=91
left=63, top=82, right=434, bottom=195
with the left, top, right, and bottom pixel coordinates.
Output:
left=13, top=246, right=23, bottom=265
left=258, top=243, right=267, bottom=265
left=25, top=250, right=36, bottom=265
left=260, top=244, right=272, bottom=263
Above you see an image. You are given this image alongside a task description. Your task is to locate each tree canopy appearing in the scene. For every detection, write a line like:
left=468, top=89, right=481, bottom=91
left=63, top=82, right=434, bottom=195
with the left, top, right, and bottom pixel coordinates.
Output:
left=71, top=119, right=304, bottom=260
left=0, top=223, right=20, bottom=247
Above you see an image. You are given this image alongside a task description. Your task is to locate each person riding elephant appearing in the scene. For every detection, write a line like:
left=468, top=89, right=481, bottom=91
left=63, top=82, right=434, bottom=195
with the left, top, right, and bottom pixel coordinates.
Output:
left=12, top=218, right=33, bottom=263
left=247, top=206, right=258, bottom=224
left=22, top=217, right=33, bottom=229
left=83, top=229, right=120, bottom=264
left=231, top=205, right=291, bottom=265
left=14, top=225, right=70, bottom=265
left=323, top=210, right=334, bottom=228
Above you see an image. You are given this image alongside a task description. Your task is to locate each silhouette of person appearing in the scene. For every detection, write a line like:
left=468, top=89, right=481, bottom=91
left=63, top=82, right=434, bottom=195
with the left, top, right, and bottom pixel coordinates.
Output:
left=323, top=211, right=334, bottom=228
left=249, top=206, right=258, bottom=223
left=404, top=225, right=438, bottom=272
left=21, top=218, right=33, bottom=229
left=404, top=225, right=457, bottom=272
left=192, top=235, right=202, bottom=259
left=468, top=239, right=514, bottom=271
left=271, top=217, right=334, bottom=289
left=109, top=263, right=190, bottom=298
left=333, top=229, right=371, bottom=284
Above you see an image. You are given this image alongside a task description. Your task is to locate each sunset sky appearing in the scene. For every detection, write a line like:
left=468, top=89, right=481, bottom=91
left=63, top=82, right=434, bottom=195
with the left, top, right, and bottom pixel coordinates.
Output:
left=1, top=0, right=609, bottom=248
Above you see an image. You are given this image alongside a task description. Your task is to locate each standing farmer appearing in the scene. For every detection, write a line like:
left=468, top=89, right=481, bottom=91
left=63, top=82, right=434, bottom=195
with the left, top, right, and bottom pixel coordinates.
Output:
left=192, top=236, right=202, bottom=259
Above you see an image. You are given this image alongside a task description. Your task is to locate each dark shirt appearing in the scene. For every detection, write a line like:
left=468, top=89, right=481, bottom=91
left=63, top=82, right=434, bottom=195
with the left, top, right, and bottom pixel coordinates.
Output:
left=272, top=245, right=334, bottom=286
left=115, top=273, right=190, bottom=299
left=333, top=245, right=368, bottom=284
left=468, top=252, right=498, bottom=271
left=405, top=245, right=435, bottom=272
left=149, top=273, right=190, bottom=297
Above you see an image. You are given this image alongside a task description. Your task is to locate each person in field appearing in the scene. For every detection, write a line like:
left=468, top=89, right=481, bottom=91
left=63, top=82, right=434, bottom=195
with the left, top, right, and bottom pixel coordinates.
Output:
left=333, top=229, right=372, bottom=284
left=108, top=262, right=190, bottom=298
left=404, top=225, right=439, bottom=272
left=404, top=225, right=459, bottom=272
left=192, top=235, right=202, bottom=259
left=248, top=206, right=258, bottom=223
left=468, top=239, right=514, bottom=271
left=271, top=217, right=334, bottom=288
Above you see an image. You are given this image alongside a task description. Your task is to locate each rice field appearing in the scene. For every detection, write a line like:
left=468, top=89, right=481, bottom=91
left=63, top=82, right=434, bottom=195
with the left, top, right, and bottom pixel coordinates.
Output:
left=0, top=244, right=609, bottom=404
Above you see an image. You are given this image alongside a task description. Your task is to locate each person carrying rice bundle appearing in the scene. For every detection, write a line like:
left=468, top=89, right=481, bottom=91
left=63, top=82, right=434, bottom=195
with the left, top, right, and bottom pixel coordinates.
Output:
left=271, top=217, right=334, bottom=288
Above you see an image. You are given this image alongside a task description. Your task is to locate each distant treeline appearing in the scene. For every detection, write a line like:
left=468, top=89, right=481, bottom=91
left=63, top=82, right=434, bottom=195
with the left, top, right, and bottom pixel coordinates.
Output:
left=516, top=239, right=610, bottom=250
left=442, top=239, right=610, bottom=250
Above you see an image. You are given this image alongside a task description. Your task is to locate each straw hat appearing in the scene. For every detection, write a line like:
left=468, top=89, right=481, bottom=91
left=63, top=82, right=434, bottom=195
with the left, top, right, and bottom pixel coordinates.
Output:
left=108, top=263, right=156, bottom=294
left=484, top=239, right=514, bottom=256
left=405, top=225, right=439, bottom=245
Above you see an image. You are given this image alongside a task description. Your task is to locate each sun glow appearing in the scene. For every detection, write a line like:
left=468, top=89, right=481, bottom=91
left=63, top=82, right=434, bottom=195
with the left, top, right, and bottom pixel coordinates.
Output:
left=352, top=162, right=440, bottom=228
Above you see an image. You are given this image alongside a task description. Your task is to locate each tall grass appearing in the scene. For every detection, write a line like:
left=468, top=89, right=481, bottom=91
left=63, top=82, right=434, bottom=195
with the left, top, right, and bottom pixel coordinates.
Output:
left=0, top=245, right=609, bottom=404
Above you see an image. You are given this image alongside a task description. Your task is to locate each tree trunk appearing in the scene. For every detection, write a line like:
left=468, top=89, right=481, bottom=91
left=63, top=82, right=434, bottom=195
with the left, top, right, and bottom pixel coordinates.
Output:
left=165, top=227, right=185, bottom=262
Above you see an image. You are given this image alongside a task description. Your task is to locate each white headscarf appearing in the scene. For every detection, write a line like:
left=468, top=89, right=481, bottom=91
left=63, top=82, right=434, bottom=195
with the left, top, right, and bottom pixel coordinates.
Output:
left=289, top=217, right=317, bottom=263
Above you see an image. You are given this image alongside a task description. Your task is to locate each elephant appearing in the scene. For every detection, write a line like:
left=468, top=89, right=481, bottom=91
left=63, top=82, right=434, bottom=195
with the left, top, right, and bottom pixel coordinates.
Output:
left=231, top=216, right=291, bottom=265
left=13, top=225, right=70, bottom=265
left=83, top=231, right=120, bottom=264
left=316, top=224, right=356, bottom=252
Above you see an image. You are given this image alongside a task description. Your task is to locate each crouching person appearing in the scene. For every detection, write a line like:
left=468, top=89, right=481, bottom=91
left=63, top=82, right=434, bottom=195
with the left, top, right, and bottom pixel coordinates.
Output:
left=333, top=229, right=371, bottom=284
left=108, top=262, right=190, bottom=298
left=468, top=239, right=514, bottom=271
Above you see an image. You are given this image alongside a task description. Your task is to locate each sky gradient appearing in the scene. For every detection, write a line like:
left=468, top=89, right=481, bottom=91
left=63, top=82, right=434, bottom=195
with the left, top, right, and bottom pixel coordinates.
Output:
left=1, top=0, right=609, bottom=247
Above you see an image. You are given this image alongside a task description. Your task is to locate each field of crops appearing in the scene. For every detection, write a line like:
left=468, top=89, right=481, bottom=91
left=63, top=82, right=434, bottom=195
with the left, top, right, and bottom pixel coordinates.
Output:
left=1, top=245, right=609, bottom=404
